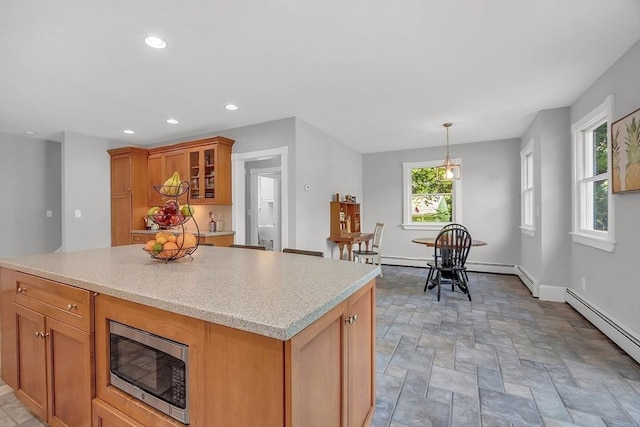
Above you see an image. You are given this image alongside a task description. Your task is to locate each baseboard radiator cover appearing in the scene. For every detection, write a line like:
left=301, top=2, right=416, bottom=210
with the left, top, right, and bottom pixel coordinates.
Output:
left=515, top=264, right=538, bottom=297
left=381, top=256, right=515, bottom=275
left=566, top=288, right=640, bottom=363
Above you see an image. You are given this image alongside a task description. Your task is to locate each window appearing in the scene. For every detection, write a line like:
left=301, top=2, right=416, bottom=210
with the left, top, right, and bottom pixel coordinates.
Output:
left=520, top=140, right=535, bottom=236
left=571, top=95, right=615, bottom=252
left=402, top=159, right=462, bottom=230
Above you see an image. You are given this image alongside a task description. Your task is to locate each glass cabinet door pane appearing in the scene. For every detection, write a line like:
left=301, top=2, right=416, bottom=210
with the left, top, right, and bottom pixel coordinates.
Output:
left=204, top=148, right=215, bottom=199
left=190, top=151, right=200, bottom=200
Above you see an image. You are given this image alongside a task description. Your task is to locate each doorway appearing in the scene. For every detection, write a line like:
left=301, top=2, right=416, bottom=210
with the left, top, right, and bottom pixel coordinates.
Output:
left=232, top=147, right=289, bottom=249
left=250, top=168, right=280, bottom=250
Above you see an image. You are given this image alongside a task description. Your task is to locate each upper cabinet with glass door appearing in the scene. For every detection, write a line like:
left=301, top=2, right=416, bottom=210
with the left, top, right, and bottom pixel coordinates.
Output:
left=148, top=136, right=235, bottom=206
left=186, top=137, right=234, bottom=205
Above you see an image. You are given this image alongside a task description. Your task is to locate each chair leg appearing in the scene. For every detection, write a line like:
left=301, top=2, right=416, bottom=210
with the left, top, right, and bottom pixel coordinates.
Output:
left=436, top=271, right=442, bottom=301
left=424, top=267, right=434, bottom=292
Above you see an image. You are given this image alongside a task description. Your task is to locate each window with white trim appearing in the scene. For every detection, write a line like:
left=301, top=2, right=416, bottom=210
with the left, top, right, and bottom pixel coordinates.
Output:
left=571, top=95, right=615, bottom=252
left=402, top=159, right=462, bottom=231
left=520, top=140, right=535, bottom=236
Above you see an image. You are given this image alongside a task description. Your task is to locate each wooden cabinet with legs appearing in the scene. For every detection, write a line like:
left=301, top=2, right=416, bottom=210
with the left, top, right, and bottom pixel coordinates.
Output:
left=109, top=147, right=149, bottom=246
left=0, top=269, right=94, bottom=427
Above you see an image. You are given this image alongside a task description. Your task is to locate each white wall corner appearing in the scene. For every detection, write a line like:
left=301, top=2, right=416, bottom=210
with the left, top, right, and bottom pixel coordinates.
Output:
left=538, top=284, right=567, bottom=302
left=515, top=265, right=539, bottom=297
left=566, top=289, right=640, bottom=363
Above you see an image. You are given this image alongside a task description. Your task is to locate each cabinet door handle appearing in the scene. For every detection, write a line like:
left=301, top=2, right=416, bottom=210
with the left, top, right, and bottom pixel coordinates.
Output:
left=353, top=314, right=358, bottom=322
left=346, top=314, right=358, bottom=325
left=17, top=287, right=27, bottom=293
left=35, top=332, right=49, bottom=338
left=34, top=331, right=40, bottom=338
left=67, top=303, right=77, bottom=310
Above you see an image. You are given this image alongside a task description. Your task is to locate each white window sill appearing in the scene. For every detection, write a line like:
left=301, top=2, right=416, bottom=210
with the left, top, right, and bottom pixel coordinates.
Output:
left=401, top=223, right=444, bottom=231
left=520, top=226, right=535, bottom=237
left=570, top=232, right=615, bottom=252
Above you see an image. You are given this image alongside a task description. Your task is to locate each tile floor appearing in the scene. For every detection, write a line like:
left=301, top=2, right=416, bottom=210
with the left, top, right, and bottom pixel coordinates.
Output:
left=373, top=265, right=640, bottom=427
left=0, top=266, right=638, bottom=426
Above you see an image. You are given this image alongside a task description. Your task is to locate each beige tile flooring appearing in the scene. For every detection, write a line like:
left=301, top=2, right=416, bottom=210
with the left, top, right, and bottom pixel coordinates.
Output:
left=0, top=267, right=638, bottom=426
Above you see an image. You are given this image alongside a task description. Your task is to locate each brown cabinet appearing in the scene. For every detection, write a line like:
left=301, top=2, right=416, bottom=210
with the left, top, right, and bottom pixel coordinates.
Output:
left=2, top=271, right=94, bottom=427
left=287, top=281, right=375, bottom=427
left=330, top=201, right=361, bottom=238
left=92, top=399, right=145, bottom=427
left=109, top=148, right=149, bottom=246
left=147, top=150, right=187, bottom=206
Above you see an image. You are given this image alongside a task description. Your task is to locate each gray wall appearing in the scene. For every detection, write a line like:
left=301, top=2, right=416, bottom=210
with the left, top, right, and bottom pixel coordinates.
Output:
left=569, top=40, right=640, bottom=335
left=0, top=133, right=62, bottom=257
left=295, top=118, right=363, bottom=256
left=363, top=138, right=521, bottom=266
left=61, top=131, right=119, bottom=252
left=520, top=108, right=572, bottom=294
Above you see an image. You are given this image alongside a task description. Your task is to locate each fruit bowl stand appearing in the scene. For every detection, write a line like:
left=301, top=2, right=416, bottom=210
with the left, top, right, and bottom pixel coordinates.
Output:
left=144, top=180, right=201, bottom=262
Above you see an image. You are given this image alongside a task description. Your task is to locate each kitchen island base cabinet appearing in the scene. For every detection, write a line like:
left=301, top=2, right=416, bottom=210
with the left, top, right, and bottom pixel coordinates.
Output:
left=94, top=281, right=375, bottom=427
left=0, top=269, right=94, bottom=427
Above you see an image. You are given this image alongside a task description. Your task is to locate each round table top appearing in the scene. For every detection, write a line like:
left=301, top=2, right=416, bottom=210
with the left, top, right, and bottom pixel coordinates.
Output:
left=411, top=237, right=487, bottom=247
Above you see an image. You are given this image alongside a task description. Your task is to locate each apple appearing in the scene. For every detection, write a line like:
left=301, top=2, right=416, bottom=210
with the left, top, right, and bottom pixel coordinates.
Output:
left=180, top=205, right=195, bottom=216
left=164, top=200, right=179, bottom=215
left=147, top=206, right=160, bottom=216
left=153, top=209, right=167, bottom=225
left=169, top=215, right=181, bottom=226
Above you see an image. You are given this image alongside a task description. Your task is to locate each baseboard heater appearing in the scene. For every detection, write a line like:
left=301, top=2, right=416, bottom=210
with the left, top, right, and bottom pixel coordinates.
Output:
left=566, top=288, right=640, bottom=363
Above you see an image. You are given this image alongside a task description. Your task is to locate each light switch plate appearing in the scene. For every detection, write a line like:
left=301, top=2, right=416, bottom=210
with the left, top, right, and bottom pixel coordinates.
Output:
left=46, top=210, right=52, bottom=218
left=75, top=210, right=82, bottom=218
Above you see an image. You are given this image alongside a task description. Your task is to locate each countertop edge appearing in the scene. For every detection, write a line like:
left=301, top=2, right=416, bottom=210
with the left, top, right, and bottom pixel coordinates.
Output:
left=0, top=260, right=380, bottom=341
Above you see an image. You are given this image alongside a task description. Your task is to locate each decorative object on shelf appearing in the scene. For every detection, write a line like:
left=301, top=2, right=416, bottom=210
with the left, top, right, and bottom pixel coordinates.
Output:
left=612, top=108, right=640, bottom=193
left=144, top=178, right=200, bottom=261
left=436, top=122, right=461, bottom=181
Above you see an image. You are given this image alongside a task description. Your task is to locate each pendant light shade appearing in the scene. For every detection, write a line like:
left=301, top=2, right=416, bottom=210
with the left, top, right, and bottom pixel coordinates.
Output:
left=436, top=122, right=461, bottom=180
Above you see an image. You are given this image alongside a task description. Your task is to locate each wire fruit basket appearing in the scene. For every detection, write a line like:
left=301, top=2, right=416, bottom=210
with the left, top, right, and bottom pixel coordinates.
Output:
left=144, top=180, right=200, bottom=262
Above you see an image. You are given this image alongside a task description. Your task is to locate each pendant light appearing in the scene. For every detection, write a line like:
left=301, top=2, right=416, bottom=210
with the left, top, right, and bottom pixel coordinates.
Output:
left=436, top=122, right=461, bottom=180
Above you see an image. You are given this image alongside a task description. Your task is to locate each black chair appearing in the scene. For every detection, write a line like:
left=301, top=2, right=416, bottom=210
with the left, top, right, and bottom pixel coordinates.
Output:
left=424, top=223, right=469, bottom=286
left=424, top=224, right=473, bottom=301
left=282, top=248, right=324, bottom=257
left=229, top=244, right=266, bottom=250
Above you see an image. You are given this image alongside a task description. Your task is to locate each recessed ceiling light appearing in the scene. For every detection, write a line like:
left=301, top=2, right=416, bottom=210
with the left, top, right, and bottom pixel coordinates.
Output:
left=24, top=130, right=37, bottom=135
left=225, top=104, right=238, bottom=111
left=123, top=129, right=135, bottom=135
left=166, top=118, right=179, bottom=124
left=144, top=36, right=167, bottom=49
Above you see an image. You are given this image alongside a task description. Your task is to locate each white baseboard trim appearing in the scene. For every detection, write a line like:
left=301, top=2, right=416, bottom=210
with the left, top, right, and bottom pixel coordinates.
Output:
left=538, top=285, right=566, bottom=302
left=515, top=265, right=538, bottom=297
left=566, top=289, right=640, bottom=363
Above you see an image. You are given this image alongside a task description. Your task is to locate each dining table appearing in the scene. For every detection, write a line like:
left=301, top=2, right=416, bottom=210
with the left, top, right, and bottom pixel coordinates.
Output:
left=411, top=237, right=488, bottom=247
left=329, top=232, right=374, bottom=261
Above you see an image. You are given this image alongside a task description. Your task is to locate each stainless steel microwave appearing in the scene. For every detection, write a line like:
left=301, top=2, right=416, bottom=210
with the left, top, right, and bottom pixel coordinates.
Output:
left=109, top=320, right=189, bottom=424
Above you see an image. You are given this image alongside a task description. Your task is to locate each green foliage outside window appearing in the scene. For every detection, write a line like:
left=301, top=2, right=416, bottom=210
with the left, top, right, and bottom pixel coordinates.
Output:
left=593, top=122, right=608, bottom=231
left=411, top=167, right=453, bottom=222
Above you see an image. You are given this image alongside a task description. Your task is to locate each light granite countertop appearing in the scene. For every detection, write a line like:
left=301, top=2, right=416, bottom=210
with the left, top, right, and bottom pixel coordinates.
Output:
left=0, top=246, right=379, bottom=340
left=131, top=229, right=235, bottom=237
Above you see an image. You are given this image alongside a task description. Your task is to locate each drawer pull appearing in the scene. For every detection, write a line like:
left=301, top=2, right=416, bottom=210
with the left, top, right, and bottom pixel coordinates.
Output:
left=67, top=303, right=77, bottom=310
left=17, top=287, right=27, bottom=293
left=35, top=332, right=49, bottom=338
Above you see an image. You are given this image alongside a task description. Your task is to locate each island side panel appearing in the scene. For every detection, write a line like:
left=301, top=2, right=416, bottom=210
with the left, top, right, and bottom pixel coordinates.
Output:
left=0, top=267, right=18, bottom=390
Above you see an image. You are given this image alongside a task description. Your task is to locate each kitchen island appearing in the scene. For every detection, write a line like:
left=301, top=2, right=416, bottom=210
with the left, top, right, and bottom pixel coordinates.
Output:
left=0, top=245, right=379, bottom=427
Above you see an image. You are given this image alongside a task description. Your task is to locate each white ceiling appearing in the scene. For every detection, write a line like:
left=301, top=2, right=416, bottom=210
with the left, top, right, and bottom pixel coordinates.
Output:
left=1, top=1, right=639, bottom=153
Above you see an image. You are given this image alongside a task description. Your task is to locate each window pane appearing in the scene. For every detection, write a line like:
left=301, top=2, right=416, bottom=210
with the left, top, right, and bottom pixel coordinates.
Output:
left=525, top=154, right=533, bottom=187
left=411, top=167, right=453, bottom=223
left=524, top=190, right=533, bottom=225
left=593, top=122, right=608, bottom=176
left=593, top=179, right=608, bottom=231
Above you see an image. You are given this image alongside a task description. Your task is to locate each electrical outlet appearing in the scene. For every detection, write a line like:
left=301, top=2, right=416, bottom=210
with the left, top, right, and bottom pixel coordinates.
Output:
left=75, top=210, right=82, bottom=218
left=46, top=210, right=52, bottom=218
left=581, top=277, right=586, bottom=291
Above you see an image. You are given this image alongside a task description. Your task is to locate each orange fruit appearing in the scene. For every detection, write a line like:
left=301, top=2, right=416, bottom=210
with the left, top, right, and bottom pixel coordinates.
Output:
left=144, top=240, right=156, bottom=252
left=167, top=234, right=177, bottom=243
left=176, top=232, right=197, bottom=250
left=156, top=236, right=167, bottom=245
left=160, top=242, right=180, bottom=259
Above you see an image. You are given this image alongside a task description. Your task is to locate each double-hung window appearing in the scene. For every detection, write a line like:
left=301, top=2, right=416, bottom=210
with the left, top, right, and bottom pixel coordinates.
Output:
left=520, top=140, right=535, bottom=236
left=571, top=95, right=615, bottom=252
left=402, top=159, right=462, bottom=230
